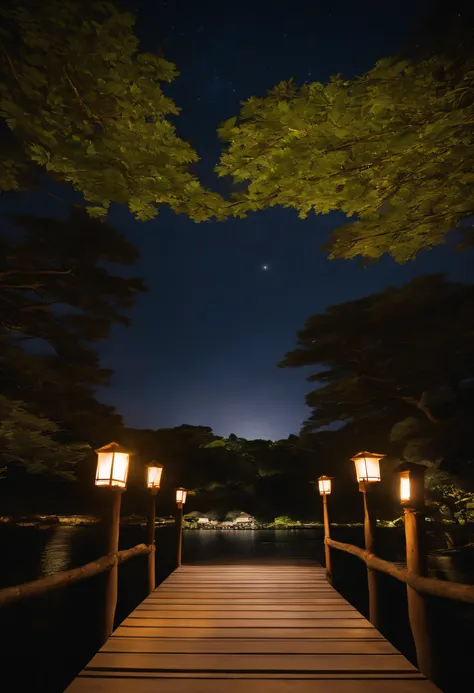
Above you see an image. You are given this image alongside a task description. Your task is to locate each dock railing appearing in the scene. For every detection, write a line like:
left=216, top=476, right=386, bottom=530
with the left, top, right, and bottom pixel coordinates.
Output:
left=324, top=534, right=474, bottom=683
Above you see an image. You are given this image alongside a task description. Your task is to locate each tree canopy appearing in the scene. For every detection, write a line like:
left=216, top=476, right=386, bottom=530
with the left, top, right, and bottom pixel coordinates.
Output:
left=280, top=275, right=474, bottom=472
left=2, top=1, right=473, bottom=262
left=0, top=1, right=223, bottom=220
left=119, top=427, right=316, bottom=521
left=0, top=207, right=145, bottom=476
left=0, top=395, right=86, bottom=480
left=217, top=28, right=474, bottom=260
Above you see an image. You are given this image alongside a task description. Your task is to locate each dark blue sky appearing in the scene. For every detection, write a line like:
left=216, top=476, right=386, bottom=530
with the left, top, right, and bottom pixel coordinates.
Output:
left=4, top=1, right=474, bottom=439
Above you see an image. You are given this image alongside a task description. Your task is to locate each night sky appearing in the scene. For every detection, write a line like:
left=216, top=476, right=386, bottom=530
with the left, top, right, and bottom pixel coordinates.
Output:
left=4, top=1, right=474, bottom=439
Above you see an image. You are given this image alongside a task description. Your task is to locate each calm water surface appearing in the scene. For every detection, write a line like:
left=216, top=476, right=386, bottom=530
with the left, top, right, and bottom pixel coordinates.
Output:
left=0, top=525, right=470, bottom=693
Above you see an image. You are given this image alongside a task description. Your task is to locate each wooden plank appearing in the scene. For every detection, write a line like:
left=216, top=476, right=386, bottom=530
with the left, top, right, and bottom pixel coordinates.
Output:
left=77, top=670, right=427, bottom=679
left=135, top=604, right=355, bottom=612
left=159, top=583, right=330, bottom=588
left=174, top=567, right=322, bottom=571
left=87, top=652, right=418, bottom=672
left=64, top=562, right=441, bottom=693
left=123, top=618, right=370, bottom=629
left=161, top=572, right=327, bottom=579
left=144, top=596, right=345, bottom=601
left=133, top=610, right=363, bottom=618
left=150, top=596, right=341, bottom=600
left=66, top=677, right=440, bottom=692
left=114, top=626, right=384, bottom=639
left=144, top=590, right=331, bottom=601
left=102, top=638, right=398, bottom=655
left=164, top=573, right=327, bottom=576
left=77, top=672, right=427, bottom=681
left=142, top=598, right=347, bottom=604
left=154, top=587, right=337, bottom=592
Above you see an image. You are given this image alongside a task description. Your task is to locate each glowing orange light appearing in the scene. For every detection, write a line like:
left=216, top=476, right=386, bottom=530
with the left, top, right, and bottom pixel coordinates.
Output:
left=318, top=475, right=332, bottom=495
left=95, top=442, right=132, bottom=489
left=176, top=487, right=188, bottom=505
left=146, top=461, right=164, bottom=491
left=400, top=471, right=411, bottom=502
left=351, top=451, right=384, bottom=483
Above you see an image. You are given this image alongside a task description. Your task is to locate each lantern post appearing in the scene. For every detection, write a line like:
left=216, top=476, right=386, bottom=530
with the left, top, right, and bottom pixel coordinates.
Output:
left=146, top=462, right=164, bottom=592
left=351, top=451, right=384, bottom=629
left=317, top=476, right=333, bottom=583
left=95, top=442, right=132, bottom=641
left=175, top=488, right=188, bottom=567
left=395, top=462, right=433, bottom=679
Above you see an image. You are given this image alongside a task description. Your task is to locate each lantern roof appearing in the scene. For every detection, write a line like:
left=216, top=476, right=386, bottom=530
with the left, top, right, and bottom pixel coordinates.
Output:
left=350, top=451, right=385, bottom=462
left=317, top=474, right=334, bottom=481
left=392, top=461, right=427, bottom=474
left=146, top=460, right=164, bottom=468
left=95, top=441, right=134, bottom=455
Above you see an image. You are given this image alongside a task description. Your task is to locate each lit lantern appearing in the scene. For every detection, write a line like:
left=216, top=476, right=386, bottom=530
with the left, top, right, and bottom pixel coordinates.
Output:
left=400, top=471, right=411, bottom=502
left=95, top=442, right=132, bottom=489
left=318, top=475, right=333, bottom=495
left=146, top=461, right=164, bottom=492
left=394, top=462, right=426, bottom=509
left=176, top=487, right=188, bottom=505
left=351, top=451, right=384, bottom=484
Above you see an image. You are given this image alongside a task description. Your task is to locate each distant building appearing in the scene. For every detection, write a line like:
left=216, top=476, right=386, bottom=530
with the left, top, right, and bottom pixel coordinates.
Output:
left=204, top=510, right=221, bottom=522
left=235, top=512, right=254, bottom=524
left=224, top=511, right=255, bottom=525
left=184, top=511, right=209, bottom=524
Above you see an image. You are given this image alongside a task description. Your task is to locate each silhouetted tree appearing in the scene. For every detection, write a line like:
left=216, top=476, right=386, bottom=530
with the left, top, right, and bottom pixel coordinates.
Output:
left=0, top=207, right=145, bottom=475
left=281, top=275, right=474, bottom=476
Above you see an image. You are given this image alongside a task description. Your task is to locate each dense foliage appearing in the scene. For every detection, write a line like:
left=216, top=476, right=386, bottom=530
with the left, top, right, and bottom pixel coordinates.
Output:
left=0, top=395, right=86, bottom=480
left=0, top=207, right=145, bottom=477
left=0, top=1, right=223, bottom=220
left=281, top=275, right=474, bottom=486
left=217, top=16, right=474, bottom=260
left=118, top=428, right=317, bottom=521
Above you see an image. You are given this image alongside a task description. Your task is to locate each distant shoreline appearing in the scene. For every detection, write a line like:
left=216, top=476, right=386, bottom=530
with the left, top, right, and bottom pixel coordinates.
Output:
left=0, top=515, right=413, bottom=530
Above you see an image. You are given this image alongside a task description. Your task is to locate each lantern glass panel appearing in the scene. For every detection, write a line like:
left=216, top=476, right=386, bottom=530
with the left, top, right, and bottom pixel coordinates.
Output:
left=176, top=488, right=187, bottom=504
left=95, top=451, right=129, bottom=488
left=147, top=465, right=163, bottom=489
left=354, top=455, right=381, bottom=483
left=112, top=453, right=129, bottom=486
left=400, top=473, right=411, bottom=502
left=318, top=478, right=332, bottom=495
left=95, top=452, right=113, bottom=486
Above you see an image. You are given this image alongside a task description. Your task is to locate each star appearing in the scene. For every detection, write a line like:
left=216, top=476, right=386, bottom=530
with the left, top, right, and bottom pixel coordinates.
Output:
left=262, top=264, right=269, bottom=271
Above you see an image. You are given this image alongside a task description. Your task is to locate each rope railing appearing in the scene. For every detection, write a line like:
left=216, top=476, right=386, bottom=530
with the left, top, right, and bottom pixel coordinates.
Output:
left=0, top=542, right=151, bottom=608
left=326, top=537, right=474, bottom=604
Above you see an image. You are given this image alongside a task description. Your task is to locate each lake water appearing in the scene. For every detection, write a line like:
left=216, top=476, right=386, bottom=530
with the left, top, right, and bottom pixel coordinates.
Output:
left=0, top=525, right=471, bottom=693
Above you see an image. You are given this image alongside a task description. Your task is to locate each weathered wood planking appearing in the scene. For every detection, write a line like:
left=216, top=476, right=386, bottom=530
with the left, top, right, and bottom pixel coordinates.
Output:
left=64, top=563, right=441, bottom=693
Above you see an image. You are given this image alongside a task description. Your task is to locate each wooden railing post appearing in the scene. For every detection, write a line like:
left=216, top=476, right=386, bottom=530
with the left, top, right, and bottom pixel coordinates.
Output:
left=322, top=495, right=333, bottom=584
left=103, top=489, right=122, bottom=642
left=176, top=502, right=183, bottom=567
left=404, top=507, right=434, bottom=680
left=147, top=490, right=157, bottom=592
left=360, top=481, right=379, bottom=629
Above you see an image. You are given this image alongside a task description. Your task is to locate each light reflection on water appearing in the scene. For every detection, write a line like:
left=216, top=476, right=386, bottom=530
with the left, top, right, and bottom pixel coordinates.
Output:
left=39, top=526, right=77, bottom=577
left=183, top=529, right=320, bottom=563
left=35, top=527, right=321, bottom=580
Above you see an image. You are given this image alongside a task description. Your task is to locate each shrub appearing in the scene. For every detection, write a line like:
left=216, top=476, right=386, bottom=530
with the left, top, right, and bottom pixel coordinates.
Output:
left=273, top=516, right=302, bottom=527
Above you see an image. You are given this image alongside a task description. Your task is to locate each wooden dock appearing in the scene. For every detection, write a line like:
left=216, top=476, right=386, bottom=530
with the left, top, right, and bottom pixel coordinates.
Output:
left=66, top=562, right=441, bottom=693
